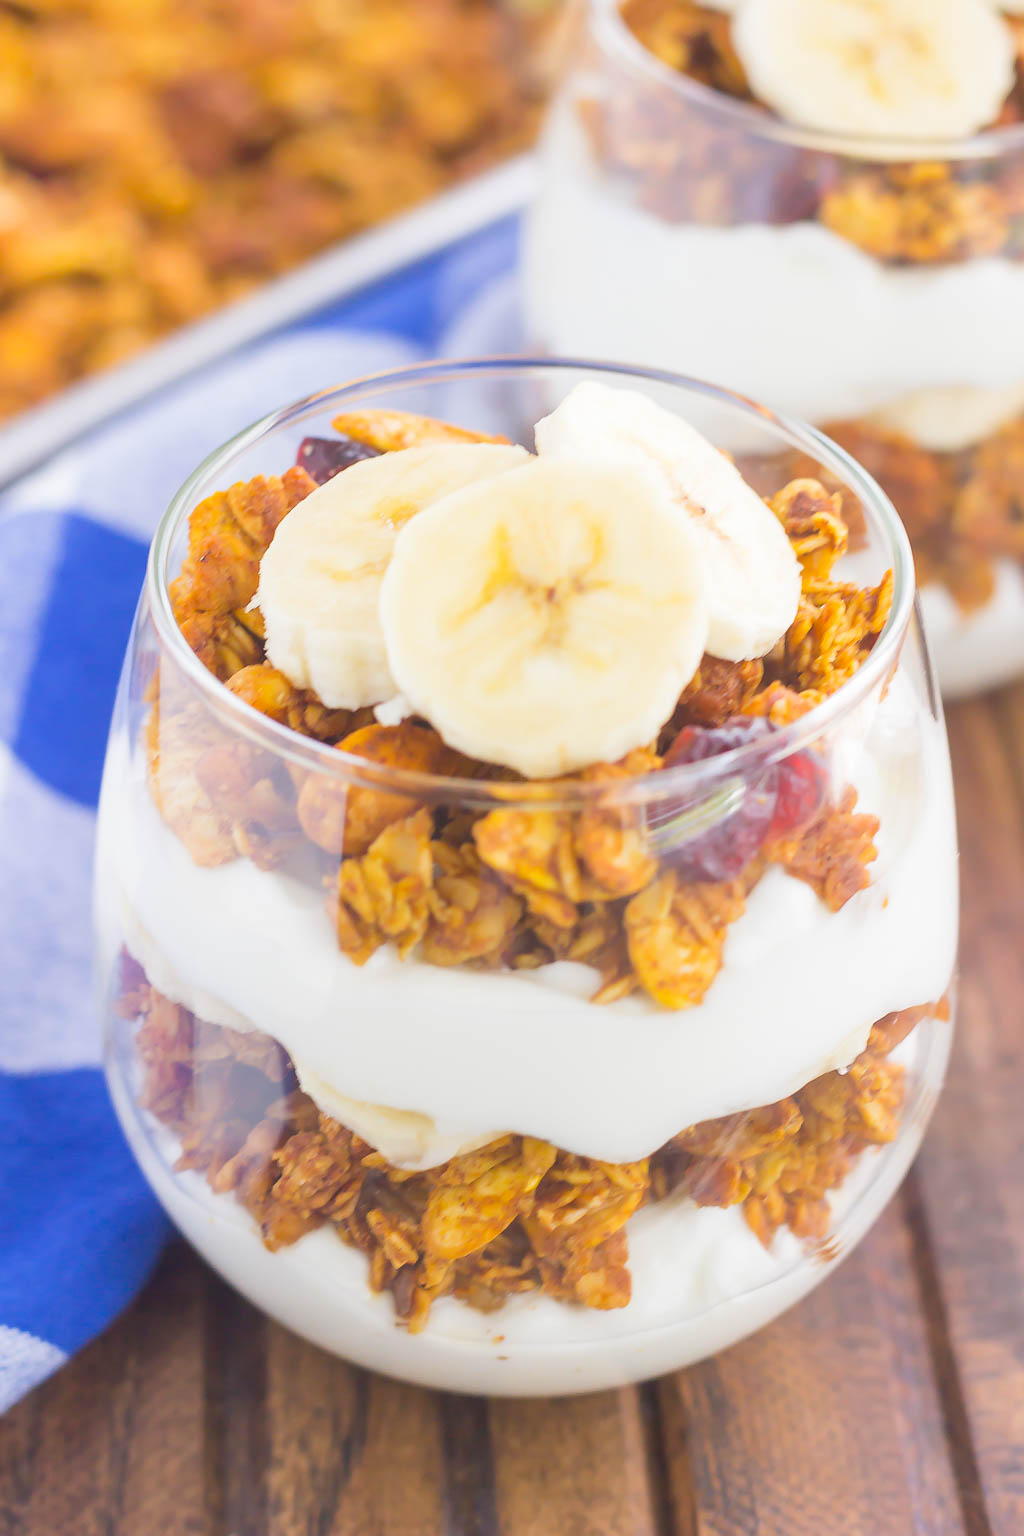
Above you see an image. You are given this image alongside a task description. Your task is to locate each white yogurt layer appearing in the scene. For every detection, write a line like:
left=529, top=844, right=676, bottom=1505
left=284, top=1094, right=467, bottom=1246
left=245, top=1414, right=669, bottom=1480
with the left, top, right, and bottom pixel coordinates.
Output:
left=106, top=1016, right=950, bottom=1394
left=525, top=106, right=1024, bottom=442
left=920, top=559, right=1024, bottom=698
left=95, top=669, right=957, bottom=1168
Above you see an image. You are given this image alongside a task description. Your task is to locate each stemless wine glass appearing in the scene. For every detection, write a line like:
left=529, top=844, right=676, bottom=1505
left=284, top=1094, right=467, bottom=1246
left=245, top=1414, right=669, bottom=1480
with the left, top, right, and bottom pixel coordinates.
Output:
left=525, top=0, right=1024, bottom=696
left=96, top=357, right=957, bottom=1396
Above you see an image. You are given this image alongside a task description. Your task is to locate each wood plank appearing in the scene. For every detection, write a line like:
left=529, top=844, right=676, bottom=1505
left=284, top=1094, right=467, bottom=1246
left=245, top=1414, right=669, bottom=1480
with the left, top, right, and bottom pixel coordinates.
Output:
left=912, top=693, right=1024, bottom=1536
left=204, top=1270, right=270, bottom=1536
left=438, top=1392, right=500, bottom=1536
left=264, top=1325, right=446, bottom=1536
left=656, top=1201, right=965, bottom=1536
left=990, top=685, right=1024, bottom=809
left=489, top=1386, right=663, bottom=1536
left=0, top=1242, right=206, bottom=1536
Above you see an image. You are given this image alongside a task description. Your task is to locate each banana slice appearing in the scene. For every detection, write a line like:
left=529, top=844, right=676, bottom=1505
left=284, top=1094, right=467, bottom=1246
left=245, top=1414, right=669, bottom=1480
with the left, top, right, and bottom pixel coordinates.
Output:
left=535, top=382, right=800, bottom=663
left=379, top=457, right=709, bottom=780
left=258, top=442, right=528, bottom=709
left=867, top=380, right=1024, bottom=451
left=732, top=0, right=1015, bottom=139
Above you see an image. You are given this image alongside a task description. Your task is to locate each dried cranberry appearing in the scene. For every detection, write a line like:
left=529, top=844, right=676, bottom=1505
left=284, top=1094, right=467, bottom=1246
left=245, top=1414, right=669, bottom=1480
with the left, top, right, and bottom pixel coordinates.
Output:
left=296, top=434, right=379, bottom=485
left=770, top=749, right=827, bottom=837
left=661, top=717, right=779, bottom=882
left=663, top=716, right=772, bottom=772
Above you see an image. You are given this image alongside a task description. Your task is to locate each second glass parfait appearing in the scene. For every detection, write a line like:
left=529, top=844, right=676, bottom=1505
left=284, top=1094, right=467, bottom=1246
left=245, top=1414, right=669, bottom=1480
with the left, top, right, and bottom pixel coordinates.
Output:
left=97, top=358, right=957, bottom=1395
left=526, top=0, right=1024, bottom=696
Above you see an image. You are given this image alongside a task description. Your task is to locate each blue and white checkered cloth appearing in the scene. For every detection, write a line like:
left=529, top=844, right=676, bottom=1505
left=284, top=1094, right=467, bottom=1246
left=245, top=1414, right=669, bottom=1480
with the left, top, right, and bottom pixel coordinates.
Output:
left=0, top=217, right=520, bottom=1410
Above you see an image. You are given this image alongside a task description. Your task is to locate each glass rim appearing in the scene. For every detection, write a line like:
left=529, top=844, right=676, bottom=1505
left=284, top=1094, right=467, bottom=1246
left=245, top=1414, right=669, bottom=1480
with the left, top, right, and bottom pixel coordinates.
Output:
left=591, top=0, right=1024, bottom=162
left=148, top=354, right=915, bottom=811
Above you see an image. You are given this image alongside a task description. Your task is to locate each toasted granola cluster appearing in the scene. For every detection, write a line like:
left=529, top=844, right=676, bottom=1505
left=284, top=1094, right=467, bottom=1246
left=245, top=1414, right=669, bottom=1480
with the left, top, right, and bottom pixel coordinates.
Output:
left=152, top=413, right=891, bottom=1013
left=0, top=0, right=550, bottom=422
left=763, top=417, right=1024, bottom=612
left=168, top=463, right=316, bottom=681
left=126, top=967, right=944, bottom=1326
left=823, top=416, right=1024, bottom=612
left=614, top=0, right=1024, bottom=262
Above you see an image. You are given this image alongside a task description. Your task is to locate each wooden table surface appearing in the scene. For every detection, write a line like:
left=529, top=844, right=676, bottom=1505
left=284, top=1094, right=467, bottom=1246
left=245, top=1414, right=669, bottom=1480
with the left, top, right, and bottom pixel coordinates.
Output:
left=2, top=692, right=1023, bottom=1536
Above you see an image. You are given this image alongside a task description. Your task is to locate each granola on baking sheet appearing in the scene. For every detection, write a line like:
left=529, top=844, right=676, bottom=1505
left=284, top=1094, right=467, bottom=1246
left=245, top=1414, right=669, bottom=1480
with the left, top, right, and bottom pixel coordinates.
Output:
left=0, top=0, right=554, bottom=423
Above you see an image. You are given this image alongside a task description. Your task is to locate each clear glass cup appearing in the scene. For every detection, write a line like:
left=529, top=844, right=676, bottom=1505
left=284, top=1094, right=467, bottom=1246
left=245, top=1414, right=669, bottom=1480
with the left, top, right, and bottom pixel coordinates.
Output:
left=525, top=0, right=1024, bottom=697
left=96, top=357, right=958, bottom=1395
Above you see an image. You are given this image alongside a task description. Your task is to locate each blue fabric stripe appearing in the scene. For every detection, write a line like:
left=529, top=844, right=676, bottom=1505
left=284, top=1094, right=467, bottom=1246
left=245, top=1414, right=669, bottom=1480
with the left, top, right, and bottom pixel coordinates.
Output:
left=298, top=214, right=518, bottom=346
left=0, top=1070, right=168, bottom=1352
left=10, top=515, right=147, bottom=807
left=0, top=510, right=70, bottom=747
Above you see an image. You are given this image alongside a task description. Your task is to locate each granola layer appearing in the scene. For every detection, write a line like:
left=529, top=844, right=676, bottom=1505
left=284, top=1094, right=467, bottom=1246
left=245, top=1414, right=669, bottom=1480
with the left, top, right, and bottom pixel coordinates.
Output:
left=125, top=964, right=945, bottom=1328
left=760, top=412, right=1024, bottom=612
left=824, top=415, right=1024, bottom=612
left=617, top=0, right=1024, bottom=263
left=152, top=450, right=890, bottom=1013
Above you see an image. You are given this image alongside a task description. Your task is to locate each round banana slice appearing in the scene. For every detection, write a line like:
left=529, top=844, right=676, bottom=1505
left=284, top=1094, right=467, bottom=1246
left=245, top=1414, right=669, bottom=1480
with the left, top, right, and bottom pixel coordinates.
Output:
left=258, top=442, right=528, bottom=710
left=535, top=382, right=800, bottom=663
left=379, top=457, right=710, bottom=780
left=732, top=0, right=1015, bottom=140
